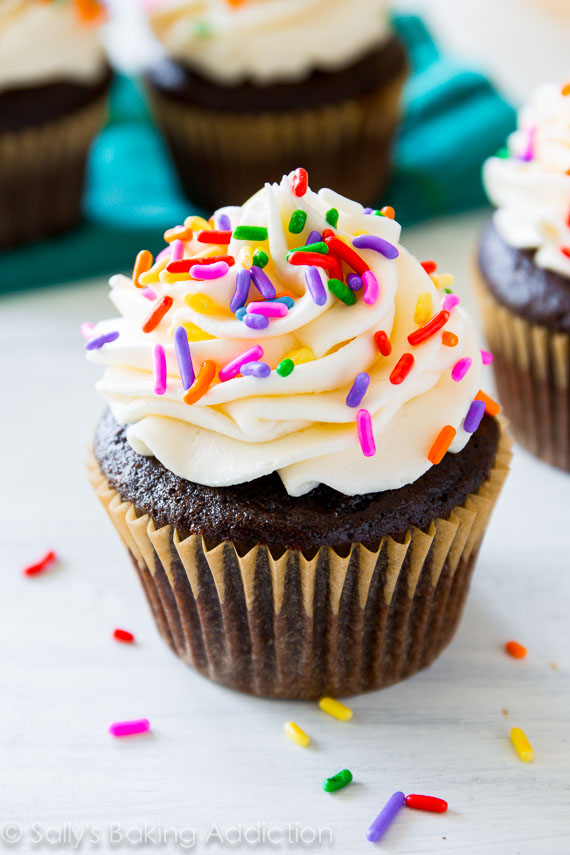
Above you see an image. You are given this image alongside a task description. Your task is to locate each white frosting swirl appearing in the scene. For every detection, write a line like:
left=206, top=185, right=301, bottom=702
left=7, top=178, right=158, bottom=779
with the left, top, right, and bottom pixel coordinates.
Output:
left=87, top=174, right=483, bottom=496
left=0, top=0, right=107, bottom=93
left=146, top=0, right=391, bottom=84
left=483, top=82, right=570, bottom=279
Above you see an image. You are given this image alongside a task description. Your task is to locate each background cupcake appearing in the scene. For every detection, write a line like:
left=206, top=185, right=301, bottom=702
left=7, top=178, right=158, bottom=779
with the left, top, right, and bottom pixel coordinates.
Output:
left=0, top=0, right=111, bottom=248
left=476, top=82, right=570, bottom=471
left=85, top=171, right=509, bottom=699
left=144, top=0, right=408, bottom=210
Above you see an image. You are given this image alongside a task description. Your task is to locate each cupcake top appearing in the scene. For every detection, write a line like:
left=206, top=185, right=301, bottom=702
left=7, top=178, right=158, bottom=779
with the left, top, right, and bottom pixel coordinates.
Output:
left=0, top=0, right=107, bottom=93
left=483, top=82, right=570, bottom=279
left=145, top=0, right=392, bottom=85
left=85, top=170, right=494, bottom=497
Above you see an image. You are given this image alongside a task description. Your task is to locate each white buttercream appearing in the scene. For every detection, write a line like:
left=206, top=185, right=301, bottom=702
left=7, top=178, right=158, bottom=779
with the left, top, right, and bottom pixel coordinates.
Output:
left=0, top=0, right=107, bottom=93
left=483, top=82, right=570, bottom=279
left=146, top=0, right=391, bottom=84
left=87, top=173, right=484, bottom=496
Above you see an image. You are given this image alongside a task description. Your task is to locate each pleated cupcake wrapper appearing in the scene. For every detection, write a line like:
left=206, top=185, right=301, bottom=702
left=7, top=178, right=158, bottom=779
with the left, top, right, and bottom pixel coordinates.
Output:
left=0, top=95, right=107, bottom=249
left=148, top=70, right=407, bottom=211
left=87, top=423, right=510, bottom=699
left=475, top=266, right=570, bottom=472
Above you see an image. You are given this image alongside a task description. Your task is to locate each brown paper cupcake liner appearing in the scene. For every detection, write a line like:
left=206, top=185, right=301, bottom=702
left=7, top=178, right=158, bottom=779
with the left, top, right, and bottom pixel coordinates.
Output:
left=0, top=96, right=108, bottom=249
left=475, top=267, right=570, bottom=472
left=148, top=71, right=407, bottom=211
left=87, top=423, right=510, bottom=699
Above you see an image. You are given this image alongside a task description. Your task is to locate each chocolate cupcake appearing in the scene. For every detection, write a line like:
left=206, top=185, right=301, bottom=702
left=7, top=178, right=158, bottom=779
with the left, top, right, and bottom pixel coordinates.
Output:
left=0, top=0, right=111, bottom=249
left=144, top=0, right=408, bottom=210
left=476, top=82, right=570, bottom=471
left=86, top=171, right=510, bottom=699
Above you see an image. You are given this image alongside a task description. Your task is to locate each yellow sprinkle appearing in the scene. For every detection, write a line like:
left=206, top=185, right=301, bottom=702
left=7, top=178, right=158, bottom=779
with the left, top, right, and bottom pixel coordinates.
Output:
left=510, top=727, right=533, bottom=762
left=159, top=270, right=191, bottom=284
left=185, top=215, right=211, bottom=232
left=184, top=293, right=233, bottom=318
left=284, top=721, right=310, bottom=748
left=171, top=322, right=216, bottom=342
left=414, top=291, right=433, bottom=325
left=431, top=273, right=455, bottom=289
left=318, top=697, right=353, bottom=722
left=284, top=347, right=315, bottom=366
left=138, top=257, right=167, bottom=286
left=239, top=246, right=254, bottom=269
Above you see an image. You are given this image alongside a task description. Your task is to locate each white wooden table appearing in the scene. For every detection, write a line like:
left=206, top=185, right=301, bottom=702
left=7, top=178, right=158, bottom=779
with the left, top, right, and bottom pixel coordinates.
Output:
left=2, top=210, right=569, bottom=854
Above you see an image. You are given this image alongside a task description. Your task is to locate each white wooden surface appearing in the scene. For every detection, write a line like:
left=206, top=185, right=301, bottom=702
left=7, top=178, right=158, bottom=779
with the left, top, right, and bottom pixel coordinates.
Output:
left=2, top=209, right=570, bottom=854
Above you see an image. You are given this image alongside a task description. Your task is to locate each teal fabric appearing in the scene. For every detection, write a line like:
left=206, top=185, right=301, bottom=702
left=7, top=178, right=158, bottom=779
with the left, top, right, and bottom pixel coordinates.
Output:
left=1, top=14, right=515, bottom=294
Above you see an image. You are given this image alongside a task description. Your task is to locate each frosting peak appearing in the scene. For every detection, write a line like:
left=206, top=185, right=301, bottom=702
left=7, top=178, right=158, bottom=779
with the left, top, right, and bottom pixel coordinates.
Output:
left=483, top=82, right=570, bottom=279
left=86, top=171, right=490, bottom=497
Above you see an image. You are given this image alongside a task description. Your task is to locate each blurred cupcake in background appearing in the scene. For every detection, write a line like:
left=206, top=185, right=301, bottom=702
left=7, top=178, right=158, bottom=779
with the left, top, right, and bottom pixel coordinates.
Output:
left=475, top=82, right=570, bottom=471
left=144, top=0, right=408, bottom=210
left=0, top=0, right=111, bottom=249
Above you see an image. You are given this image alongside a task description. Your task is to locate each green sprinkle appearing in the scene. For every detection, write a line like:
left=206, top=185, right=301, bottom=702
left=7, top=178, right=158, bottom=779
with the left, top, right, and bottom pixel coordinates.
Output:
left=289, top=210, right=307, bottom=234
left=328, top=278, right=356, bottom=305
left=443, top=288, right=454, bottom=294
left=233, top=226, right=268, bottom=241
left=495, top=147, right=510, bottom=159
left=323, top=770, right=353, bottom=793
left=325, top=208, right=339, bottom=228
left=276, top=358, right=295, bottom=377
left=373, top=209, right=384, bottom=217
left=253, top=249, right=269, bottom=269
left=286, top=241, right=328, bottom=259
left=193, top=20, right=213, bottom=38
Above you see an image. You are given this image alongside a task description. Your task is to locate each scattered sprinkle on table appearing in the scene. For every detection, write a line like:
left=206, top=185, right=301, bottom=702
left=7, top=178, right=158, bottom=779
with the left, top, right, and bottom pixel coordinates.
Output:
left=22, top=550, right=57, bottom=577
left=367, top=791, right=405, bottom=843
left=505, top=640, right=527, bottom=659
left=510, top=727, right=533, bottom=762
left=323, top=770, right=353, bottom=793
left=284, top=721, right=310, bottom=748
left=405, top=794, right=448, bottom=813
left=109, top=719, right=150, bottom=738
left=113, top=629, right=135, bottom=644
left=318, top=697, right=353, bottom=721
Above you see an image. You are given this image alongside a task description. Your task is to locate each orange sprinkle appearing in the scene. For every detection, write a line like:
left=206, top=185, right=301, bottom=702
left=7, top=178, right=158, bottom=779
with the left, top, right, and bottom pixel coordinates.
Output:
left=183, top=360, right=216, bottom=405
left=380, top=206, right=395, bottom=219
left=475, top=389, right=501, bottom=417
left=442, top=331, right=458, bottom=347
left=505, top=640, right=527, bottom=659
left=428, top=425, right=456, bottom=465
left=561, top=82, right=570, bottom=96
left=275, top=290, right=296, bottom=300
left=164, top=225, right=193, bottom=243
left=74, top=0, right=106, bottom=24
left=142, top=296, right=173, bottom=333
left=132, top=250, right=153, bottom=288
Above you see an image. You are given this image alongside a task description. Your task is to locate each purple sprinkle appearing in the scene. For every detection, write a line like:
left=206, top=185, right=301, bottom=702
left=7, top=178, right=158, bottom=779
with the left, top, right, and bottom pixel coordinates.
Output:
left=306, top=230, right=322, bottom=245
left=250, top=265, right=276, bottom=300
left=141, top=287, right=156, bottom=300
left=174, top=326, right=195, bottom=390
left=464, top=399, right=486, bottom=433
left=363, top=207, right=373, bottom=215
left=217, top=212, right=232, bottom=231
left=352, top=234, right=399, bottom=259
left=519, top=126, right=536, bottom=162
left=367, top=792, right=405, bottom=843
left=240, top=360, right=271, bottom=378
left=305, top=266, right=327, bottom=306
left=244, top=313, right=269, bottom=331
left=85, top=330, right=120, bottom=351
left=442, top=294, right=460, bottom=312
left=346, top=372, right=371, bottom=408
left=347, top=273, right=363, bottom=291
left=231, top=268, right=251, bottom=313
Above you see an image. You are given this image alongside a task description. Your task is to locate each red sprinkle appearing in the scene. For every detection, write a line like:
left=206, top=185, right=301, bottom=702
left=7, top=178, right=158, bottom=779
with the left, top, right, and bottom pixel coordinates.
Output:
left=167, top=255, right=235, bottom=274
left=197, top=230, right=232, bottom=245
left=505, top=640, right=527, bottom=659
left=408, top=310, right=450, bottom=346
left=321, top=228, right=335, bottom=240
left=390, top=353, right=414, bottom=385
left=114, top=629, right=135, bottom=644
left=142, top=296, right=173, bottom=333
left=325, top=235, right=370, bottom=276
left=23, top=550, right=57, bottom=577
left=374, top=330, right=392, bottom=356
left=288, top=251, right=339, bottom=271
left=292, top=167, right=308, bottom=197
left=405, top=795, right=448, bottom=813
left=561, top=247, right=570, bottom=259
left=420, top=260, right=437, bottom=274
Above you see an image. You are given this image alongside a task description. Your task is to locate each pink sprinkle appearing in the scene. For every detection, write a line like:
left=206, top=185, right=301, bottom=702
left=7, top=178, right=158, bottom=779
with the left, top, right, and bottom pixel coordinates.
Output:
left=141, top=287, right=156, bottom=300
left=109, top=719, right=150, bottom=738
left=481, top=349, right=494, bottom=365
left=451, top=357, right=472, bottom=382
left=170, top=239, right=184, bottom=263
left=156, top=246, right=171, bottom=263
left=247, top=301, right=288, bottom=318
left=153, top=344, right=167, bottom=395
left=521, top=126, right=536, bottom=162
left=190, top=261, right=229, bottom=280
left=80, top=322, right=95, bottom=340
left=357, top=409, right=376, bottom=457
left=442, top=294, right=460, bottom=312
left=362, top=270, right=379, bottom=305
left=219, top=345, right=264, bottom=382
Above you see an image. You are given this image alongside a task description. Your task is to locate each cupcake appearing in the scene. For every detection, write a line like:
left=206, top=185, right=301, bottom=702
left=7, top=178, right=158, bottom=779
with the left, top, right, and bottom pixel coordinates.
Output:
left=0, top=0, right=111, bottom=249
left=144, top=0, right=408, bottom=210
left=86, top=171, right=510, bottom=699
left=476, top=82, right=570, bottom=471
